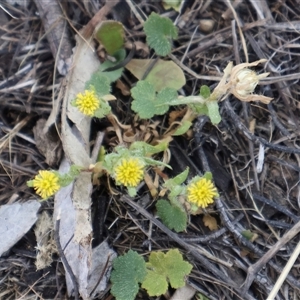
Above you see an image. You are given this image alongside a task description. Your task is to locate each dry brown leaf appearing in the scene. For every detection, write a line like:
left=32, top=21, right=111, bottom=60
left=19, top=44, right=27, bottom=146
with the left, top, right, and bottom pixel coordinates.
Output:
left=33, top=119, right=62, bottom=167
left=240, top=249, right=250, bottom=257
left=125, top=40, right=150, bottom=57
left=144, top=171, right=158, bottom=197
left=168, top=109, right=186, bottom=125
left=116, top=79, right=131, bottom=96
left=203, top=214, right=218, bottom=231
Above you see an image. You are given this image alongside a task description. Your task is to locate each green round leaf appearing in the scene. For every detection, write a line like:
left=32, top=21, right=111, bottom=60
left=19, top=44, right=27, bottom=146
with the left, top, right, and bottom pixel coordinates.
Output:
left=144, top=12, right=178, bottom=56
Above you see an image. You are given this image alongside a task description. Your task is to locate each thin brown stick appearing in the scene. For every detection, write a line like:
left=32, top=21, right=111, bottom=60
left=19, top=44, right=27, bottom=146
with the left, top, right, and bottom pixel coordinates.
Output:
left=242, top=220, right=300, bottom=295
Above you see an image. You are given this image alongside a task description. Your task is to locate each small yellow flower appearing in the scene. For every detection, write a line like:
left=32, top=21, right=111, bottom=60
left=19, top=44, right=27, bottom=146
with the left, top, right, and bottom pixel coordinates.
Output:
left=187, top=178, right=218, bottom=208
left=32, top=170, right=60, bottom=199
left=74, top=90, right=100, bottom=116
left=115, top=158, right=144, bottom=187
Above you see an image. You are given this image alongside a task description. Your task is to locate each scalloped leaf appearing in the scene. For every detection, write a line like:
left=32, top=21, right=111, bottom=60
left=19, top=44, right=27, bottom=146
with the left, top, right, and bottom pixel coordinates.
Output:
left=94, top=98, right=111, bottom=119
left=156, top=200, right=187, bottom=232
left=131, top=81, right=177, bottom=119
left=141, top=270, right=167, bottom=296
left=111, top=250, right=147, bottom=300
left=56, top=165, right=82, bottom=187
left=85, top=72, right=111, bottom=96
left=143, top=12, right=178, bottom=56
left=142, top=249, right=192, bottom=296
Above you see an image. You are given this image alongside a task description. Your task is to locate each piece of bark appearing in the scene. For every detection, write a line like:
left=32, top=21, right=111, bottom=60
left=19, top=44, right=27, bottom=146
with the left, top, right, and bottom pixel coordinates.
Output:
left=34, top=0, right=73, bottom=76
left=33, top=119, right=62, bottom=167
left=0, top=200, right=41, bottom=256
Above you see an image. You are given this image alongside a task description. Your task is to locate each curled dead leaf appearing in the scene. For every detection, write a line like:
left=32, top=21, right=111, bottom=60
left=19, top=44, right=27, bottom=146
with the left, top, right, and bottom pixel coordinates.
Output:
left=203, top=214, right=218, bottom=231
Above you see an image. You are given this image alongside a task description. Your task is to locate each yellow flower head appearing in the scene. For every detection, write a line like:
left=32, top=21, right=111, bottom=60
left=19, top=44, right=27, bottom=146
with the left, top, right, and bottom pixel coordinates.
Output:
left=187, top=178, right=218, bottom=208
left=74, top=90, right=100, bottom=116
left=115, top=158, right=144, bottom=187
left=32, top=170, right=60, bottom=199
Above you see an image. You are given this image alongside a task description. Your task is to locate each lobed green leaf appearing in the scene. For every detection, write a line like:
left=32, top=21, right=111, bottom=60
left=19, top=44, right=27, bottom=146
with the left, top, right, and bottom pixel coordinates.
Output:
left=144, top=12, right=178, bottom=56
left=142, top=249, right=192, bottom=296
left=94, top=98, right=111, bottom=119
left=131, top=81, right=177, bottom=119
left=85, top=73, right=111, bottom=96
left=111, top=250, right=147, bottom=300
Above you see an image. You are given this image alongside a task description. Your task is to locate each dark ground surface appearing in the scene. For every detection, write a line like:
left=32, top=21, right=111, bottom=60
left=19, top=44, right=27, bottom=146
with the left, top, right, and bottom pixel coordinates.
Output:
left=1, top=0, right=300, bottom=299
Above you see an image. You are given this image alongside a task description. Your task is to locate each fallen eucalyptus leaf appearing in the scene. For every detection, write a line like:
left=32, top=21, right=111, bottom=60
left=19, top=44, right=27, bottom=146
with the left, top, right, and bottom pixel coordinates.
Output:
left=0, top=200, right=40, bottom=256
left=126, top=59, right=186, bottom=91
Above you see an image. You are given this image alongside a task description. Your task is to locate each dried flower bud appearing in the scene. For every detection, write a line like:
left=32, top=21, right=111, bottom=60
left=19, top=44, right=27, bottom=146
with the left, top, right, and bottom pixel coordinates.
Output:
left=211, top=59, right=273, bottom=104
left=234, top=69, right=259, bottom=96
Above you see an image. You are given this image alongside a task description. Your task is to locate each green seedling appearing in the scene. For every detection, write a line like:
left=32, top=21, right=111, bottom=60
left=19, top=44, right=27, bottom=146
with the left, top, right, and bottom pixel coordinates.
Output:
left=111, top=249, right=192, bottom=300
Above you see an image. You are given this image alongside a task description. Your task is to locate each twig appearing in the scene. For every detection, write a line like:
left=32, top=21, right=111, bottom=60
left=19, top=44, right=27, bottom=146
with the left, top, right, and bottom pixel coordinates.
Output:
left=54, top=214, right=79, bottom=300
left=34, top=0, right=73, bottom=76
left=267, top=241, right=300, bottom=300
left=223, top=99, right=300, bottom=154
left=125, top=0, right=146, bottom=25
left=169, top=53, right=222, bottom=81
left=91, top=131, right=105, bottom=163
left=187, top=27, right=232, bottom=58
left=0, top=4, right=18, bottom=19
left=245, top=32, right=299, bottom=128
left=250, top=214, right=295, bottom=230
left=154, top=213, right=244, bottom=243
left=216, top=197, right=300, bottom=294
left=242, top=219, right=300, bottom=295
left=55, top=261, right=63, bottom=300
left=267, top=102, right=291, bottom=138
left=252, top=193, right=299, bottom=223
